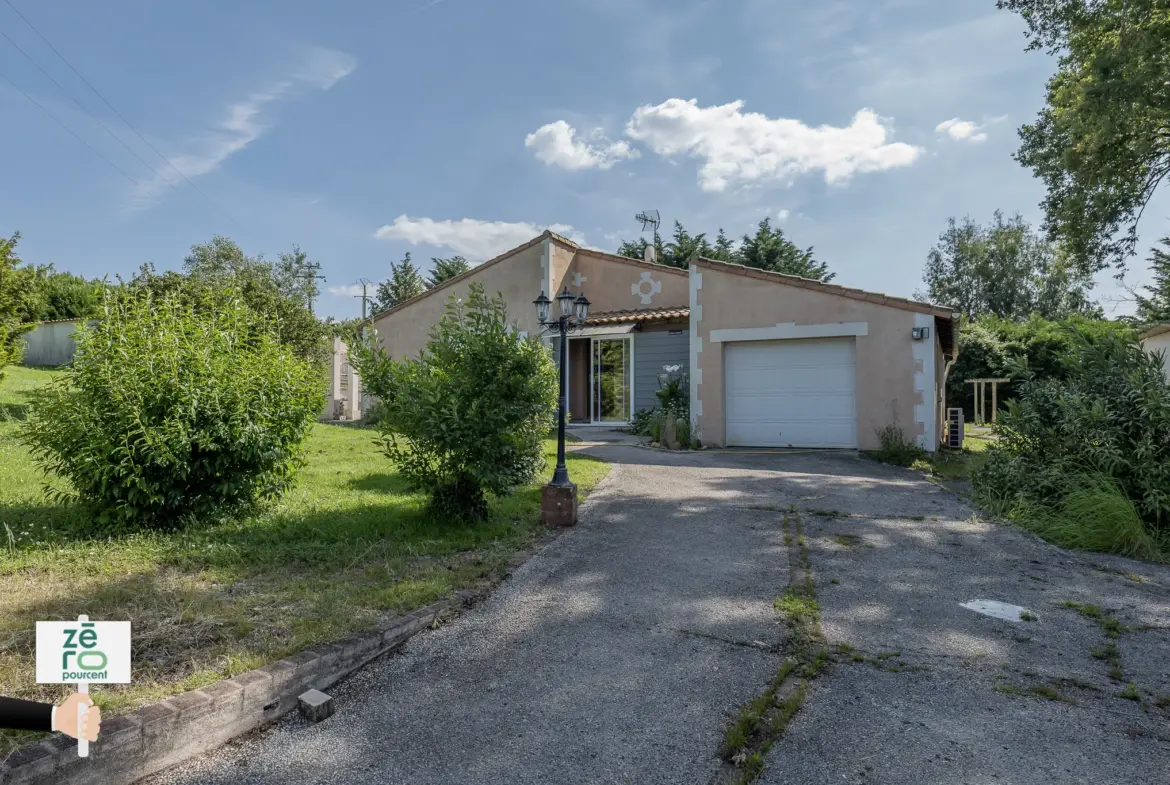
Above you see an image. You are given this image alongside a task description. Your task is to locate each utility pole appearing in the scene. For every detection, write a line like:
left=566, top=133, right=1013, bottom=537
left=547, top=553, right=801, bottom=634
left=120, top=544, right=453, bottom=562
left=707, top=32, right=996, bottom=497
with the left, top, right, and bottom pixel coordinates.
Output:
left=353, top=279, right=373, bottom=319
left=300, top=262, right=327, bottom=315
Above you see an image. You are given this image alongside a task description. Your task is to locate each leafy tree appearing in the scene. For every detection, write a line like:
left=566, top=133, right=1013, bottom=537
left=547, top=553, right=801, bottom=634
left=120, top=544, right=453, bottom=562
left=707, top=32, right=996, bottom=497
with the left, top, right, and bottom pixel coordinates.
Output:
left=273, top=244, right=321, bottom=312
left=0, top=232, right=38, bottom=378
left=27, top=266, right=105, bottom=321
left=947, top=314, right=1134, bottom=417
left=426, top=256, right=471, bottom=289
left=616, top=232, right=665, bottom=264
left=182, top=235, right=255, bottom=280
left=1136, top=237, right=1170, bottom=325
left=738, top=218, right=833, bottom=281
left=918, top=211, right=1099, bottom=320
left=614, top=219, right=828, bottom=278
left=662, top=221, right=713, bottom=269
left=24, top=287, right=324, bottom=528
left=128, top=237, right=329, bottom=364
left=348, top=283, right=557, bottom=521
left=711, top=228, right=736, bottom=262
left=999, top=0, right=1170, bottom=273
left=375, top=253, right=427, bottom=312
left=325, top=316, right=365, bottom=338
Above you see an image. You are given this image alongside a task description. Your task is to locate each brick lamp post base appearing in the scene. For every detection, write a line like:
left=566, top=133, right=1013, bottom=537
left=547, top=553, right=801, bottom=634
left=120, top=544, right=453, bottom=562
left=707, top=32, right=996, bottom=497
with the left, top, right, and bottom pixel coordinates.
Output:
left=541, top=483, right=578, bottom=527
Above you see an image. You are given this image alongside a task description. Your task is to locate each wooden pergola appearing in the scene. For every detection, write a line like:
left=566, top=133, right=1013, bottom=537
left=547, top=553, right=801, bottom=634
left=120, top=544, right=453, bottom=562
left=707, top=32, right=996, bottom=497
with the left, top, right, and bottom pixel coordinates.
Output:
left=965, top=378, right=1009, bottom=425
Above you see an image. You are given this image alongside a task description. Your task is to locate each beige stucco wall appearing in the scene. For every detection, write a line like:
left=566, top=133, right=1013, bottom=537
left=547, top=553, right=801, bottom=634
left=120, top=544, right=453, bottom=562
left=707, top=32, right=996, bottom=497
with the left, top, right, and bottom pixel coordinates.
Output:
left=548, top=239, right=575, bottom=297
left=692, top=263, right=921, bottom=451
left=372, top=243, right=544, bottom=359
left=1142, top=332, right=1170, bottom=380
left=563, top=251, right=689, bottom=313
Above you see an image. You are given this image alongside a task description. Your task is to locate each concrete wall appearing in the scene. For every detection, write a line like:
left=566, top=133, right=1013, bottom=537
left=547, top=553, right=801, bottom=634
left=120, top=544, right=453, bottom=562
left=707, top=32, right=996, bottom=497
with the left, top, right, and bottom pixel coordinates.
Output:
left=322, top=337, right=361, bottom=421
left=20, top=320, right=82, bottom=366
left=565, top=251, right=689, bottom=313
left=372, top=241, right=544, bottom=360
left=633, top=325, right=689, bottom=414
left=690, top=261, right=925, bottom=451
left=1142, top=331, right=1170, bottom=380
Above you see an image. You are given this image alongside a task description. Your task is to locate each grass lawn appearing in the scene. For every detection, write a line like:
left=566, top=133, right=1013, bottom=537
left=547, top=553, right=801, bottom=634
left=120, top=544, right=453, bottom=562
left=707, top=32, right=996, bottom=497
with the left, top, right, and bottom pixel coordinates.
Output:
left=918, top=429, right=991, bottom=486
left=0, top=366, right=609, bottom=755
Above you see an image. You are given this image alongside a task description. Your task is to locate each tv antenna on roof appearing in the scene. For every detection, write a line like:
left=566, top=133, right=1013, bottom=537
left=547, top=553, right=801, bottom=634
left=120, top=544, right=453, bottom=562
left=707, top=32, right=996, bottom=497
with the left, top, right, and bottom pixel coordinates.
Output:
left=635, top=209, right=661, bottom=234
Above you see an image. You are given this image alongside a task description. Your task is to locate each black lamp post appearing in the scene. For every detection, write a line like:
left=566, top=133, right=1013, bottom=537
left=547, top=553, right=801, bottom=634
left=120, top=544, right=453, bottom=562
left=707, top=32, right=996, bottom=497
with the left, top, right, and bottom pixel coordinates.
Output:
left=535, top=285, right=591, bottom=523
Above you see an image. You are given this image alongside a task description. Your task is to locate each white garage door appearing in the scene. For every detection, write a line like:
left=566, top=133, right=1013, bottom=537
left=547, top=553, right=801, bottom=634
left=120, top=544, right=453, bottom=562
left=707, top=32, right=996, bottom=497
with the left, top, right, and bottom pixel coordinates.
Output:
left=724, top=338, right=858, bottom=448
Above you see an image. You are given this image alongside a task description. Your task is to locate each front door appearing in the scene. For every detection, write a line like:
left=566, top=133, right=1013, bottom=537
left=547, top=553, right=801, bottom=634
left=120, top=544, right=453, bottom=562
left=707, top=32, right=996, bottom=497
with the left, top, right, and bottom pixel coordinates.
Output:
left=592, top=337, right=632, bottom=424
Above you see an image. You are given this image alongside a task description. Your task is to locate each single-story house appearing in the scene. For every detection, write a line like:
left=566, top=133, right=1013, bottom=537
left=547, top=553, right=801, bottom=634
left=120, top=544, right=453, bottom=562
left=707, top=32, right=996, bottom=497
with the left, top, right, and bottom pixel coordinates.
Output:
left=370, top=230, right=957, bottom=452
left=1141, top=324, right=1170, bottom=379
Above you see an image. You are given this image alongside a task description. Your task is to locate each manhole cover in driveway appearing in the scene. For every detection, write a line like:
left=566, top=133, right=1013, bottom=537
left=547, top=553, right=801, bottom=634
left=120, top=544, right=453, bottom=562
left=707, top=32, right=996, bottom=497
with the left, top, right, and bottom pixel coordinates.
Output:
left=960, top=599, right=1032, bottom=622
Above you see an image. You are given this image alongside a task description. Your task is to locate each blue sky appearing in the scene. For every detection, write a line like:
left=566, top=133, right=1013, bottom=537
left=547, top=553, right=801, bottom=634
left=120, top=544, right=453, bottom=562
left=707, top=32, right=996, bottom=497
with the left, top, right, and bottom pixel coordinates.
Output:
left=2, top=0, right=1166, bottom=319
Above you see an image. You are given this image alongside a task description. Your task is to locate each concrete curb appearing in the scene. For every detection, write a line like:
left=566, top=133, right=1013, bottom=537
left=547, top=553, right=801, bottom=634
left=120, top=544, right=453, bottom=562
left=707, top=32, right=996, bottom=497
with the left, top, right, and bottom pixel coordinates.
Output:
left=3, top=596, right=473, bottom=785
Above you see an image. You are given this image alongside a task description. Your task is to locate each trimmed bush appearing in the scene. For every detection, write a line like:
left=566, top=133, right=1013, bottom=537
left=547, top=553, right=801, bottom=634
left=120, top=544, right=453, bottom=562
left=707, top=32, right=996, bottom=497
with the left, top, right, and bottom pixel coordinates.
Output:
left=22, top=288, right=324, bottom=528
left=348, top=283, right=557, bottom=521
left=973, top=328, right=1170, bottom=545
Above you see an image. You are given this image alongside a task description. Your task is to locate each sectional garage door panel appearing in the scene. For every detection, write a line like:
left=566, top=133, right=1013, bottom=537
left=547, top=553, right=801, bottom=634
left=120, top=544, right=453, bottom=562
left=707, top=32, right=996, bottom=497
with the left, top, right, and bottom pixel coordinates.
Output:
left=724, top=338, right=858, bottom=448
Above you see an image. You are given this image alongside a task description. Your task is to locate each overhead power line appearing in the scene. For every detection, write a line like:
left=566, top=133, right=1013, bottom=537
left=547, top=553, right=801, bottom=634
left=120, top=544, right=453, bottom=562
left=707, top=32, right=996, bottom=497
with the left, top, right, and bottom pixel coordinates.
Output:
left=0, top=27, right=184, bottom=196
left=0, top=66, right=142, bottom=185
left=2, top=0, right=245, bottom=229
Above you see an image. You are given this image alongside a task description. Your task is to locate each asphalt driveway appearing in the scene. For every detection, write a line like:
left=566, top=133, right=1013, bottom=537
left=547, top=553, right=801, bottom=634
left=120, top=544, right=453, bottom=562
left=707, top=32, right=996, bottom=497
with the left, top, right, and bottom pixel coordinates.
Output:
left=147, top=447, right=1170, bottom=785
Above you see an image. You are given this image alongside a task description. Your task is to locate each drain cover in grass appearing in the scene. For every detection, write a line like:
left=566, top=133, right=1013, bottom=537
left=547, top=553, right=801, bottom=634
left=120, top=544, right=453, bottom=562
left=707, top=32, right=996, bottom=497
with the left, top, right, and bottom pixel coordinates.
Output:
left=960, top=599, right=1031, bottom=622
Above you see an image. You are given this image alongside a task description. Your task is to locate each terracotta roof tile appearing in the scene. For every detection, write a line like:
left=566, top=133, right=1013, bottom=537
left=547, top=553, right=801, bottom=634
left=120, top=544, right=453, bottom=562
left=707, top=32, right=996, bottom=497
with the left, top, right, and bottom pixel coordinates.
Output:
left=585, top=307, right=690, bottom=325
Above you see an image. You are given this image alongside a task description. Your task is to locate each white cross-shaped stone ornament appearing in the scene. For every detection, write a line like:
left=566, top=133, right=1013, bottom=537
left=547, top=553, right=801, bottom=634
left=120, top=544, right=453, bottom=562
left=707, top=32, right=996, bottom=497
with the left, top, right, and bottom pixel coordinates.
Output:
left=632, top=272, right=662, bottom=304
left=573, top=272, right=587, bottom=287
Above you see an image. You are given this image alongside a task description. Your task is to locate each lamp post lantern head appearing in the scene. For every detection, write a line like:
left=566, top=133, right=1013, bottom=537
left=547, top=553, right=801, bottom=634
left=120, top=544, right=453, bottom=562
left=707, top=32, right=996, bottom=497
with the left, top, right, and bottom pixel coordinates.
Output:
left=557, top=286, right=576, bottom=318
left=533, top=291, right=551, bottom=323
left=574, top=294, right=591, bottom=323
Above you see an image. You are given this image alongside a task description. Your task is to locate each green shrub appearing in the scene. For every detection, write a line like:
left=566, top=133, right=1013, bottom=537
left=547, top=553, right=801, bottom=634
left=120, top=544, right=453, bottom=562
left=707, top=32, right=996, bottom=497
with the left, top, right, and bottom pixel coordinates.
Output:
left=348, top=283, right=557, bottom=521
left=973, top=328, right=1170, bottom=541
left=948, top=314, right=1136, bottom=418
left=869, top=425, right=925, bottom=467
left=22, top=288, right=324, bottom=528
left=0, top=231, right=37, bottom=382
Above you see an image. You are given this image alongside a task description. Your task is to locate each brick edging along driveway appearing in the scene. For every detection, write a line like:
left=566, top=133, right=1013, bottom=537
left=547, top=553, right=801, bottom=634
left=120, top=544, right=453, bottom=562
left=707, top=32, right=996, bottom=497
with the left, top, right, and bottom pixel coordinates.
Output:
left=3, top=597, right=465, bottom=785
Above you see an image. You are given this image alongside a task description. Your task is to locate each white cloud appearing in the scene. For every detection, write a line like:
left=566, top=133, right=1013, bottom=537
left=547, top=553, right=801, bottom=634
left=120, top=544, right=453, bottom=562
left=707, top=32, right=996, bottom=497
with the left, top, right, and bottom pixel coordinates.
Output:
left=935, top=118, right=988, bottom=143
left=130, top=47, right=356, bottom=208
left=525, top=121, right=638, bottom=171
left=624, top=99, right=922, bottom=191
left=293, top=46, right=357, bottom=90
left=329, top=284, right=365, bottom=297
left=776, top=209, right=791, bottom=222
left=374, top=216, right=586, bottom=259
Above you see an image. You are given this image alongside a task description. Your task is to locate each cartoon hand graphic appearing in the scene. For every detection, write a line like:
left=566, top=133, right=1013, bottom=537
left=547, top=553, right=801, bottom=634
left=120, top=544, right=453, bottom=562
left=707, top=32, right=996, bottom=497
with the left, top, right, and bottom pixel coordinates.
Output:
left=53, top=692, right=101, bottom=742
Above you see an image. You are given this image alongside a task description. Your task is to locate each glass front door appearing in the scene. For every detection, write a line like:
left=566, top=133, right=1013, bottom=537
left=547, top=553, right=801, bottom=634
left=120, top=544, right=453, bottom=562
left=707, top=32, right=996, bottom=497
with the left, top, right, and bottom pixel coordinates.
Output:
left=592, top=337, right=631, bottom=423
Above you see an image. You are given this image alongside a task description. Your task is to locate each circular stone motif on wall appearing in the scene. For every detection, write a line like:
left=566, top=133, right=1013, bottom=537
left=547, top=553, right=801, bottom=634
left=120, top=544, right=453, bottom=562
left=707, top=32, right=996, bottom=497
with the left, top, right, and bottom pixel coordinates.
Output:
left=632, top=272, right=663, bottom=305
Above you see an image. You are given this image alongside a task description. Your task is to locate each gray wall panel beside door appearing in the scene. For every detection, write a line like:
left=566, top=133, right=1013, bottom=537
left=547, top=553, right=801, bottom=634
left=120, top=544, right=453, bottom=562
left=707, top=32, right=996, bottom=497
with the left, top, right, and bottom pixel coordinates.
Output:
left=633, top=329, right=689, bottom=414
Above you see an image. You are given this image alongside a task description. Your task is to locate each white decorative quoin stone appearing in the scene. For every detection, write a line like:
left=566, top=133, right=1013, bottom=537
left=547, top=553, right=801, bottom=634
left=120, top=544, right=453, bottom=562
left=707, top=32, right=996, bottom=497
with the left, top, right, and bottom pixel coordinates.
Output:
left=632, top=272, right=662, bottom=304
